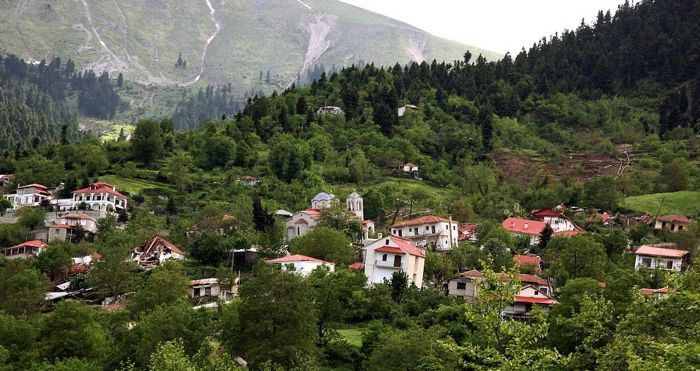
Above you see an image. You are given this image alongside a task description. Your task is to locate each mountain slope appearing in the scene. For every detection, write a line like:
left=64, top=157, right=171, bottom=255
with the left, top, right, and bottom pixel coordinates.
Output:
left=0, top=0, right=499, bottom=94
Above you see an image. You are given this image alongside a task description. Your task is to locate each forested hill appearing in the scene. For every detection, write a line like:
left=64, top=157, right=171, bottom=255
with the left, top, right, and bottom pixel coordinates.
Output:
left=0, top=54, right=121, bottom=150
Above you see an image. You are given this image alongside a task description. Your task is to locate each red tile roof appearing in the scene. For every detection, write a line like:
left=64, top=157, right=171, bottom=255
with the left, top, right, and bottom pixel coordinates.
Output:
left=73, top=186, right=127, bottom=198
left=639, top=287, right=671, bottom=296
left=136, top=235, right=185, bottom=256
left=532, top=209, right=562, bottom=218
left=391, top=236, right=425, bottom=257
left=91, top=182, right=114, bottom=187
left=392, top=215, right=451, bottom=228
left=657, top=214, right=690, bottom=223
left=404, top=162, right=417, bottom=167
left=18, top=183, right=48, bottom=190
left=635, top=245, right=688, bottom=258
left=515, top=295, right=558, bottom=305
left=348, top=262, right=365, bottom=270
left=267, top=254, right=329, bottom=264
left=12, top=240, right=48, bottom=249
left=513, top=255, right=542, bottom=271
left=458, top=223, right=479, bottom=241
left=62, top=213, right=96, bottom=221
left=376, top=246, right=405, bottom=254
left=502, top=217, right=547, bottom=236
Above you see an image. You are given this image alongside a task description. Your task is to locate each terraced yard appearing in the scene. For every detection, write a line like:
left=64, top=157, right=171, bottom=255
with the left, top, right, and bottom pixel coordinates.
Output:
left=98, top=175, right=172, bottom=194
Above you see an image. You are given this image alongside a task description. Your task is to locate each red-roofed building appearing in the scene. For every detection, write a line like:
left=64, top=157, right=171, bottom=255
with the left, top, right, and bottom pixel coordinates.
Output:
left=391, top=215, right=459, bottom=251
left=634, top=244, right=690, bottom=272
left=363, top=236, right=426, bottom=288
left=654, top=214, right=691, bottom=232
left=503, top=217, right=582, bottom=245
left=133, top=235, right=185, bottom=270
left=503, top=285, right=558, bottom=318
left=400, top=162, right=419, bottom=174
left=3, top=183, right=52, bottom=209
left=513, top=254, right=542, bottom=272
left=531, top=208, right=580, bottom=232
left=348, top=262, right=365, bottom=270
left=1, top=240, right=48, bottom=259
left=71, top=182, right=127, bottom=212
left=266, top=254, right=334, bottom=275
left=639, top=287, right=672, bottom=299
left=448, top=270, right=551, bottom=301
left=458, top=223, right=479, bottom=242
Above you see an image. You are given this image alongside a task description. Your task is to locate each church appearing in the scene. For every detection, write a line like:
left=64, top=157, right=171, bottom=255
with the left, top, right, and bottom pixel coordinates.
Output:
left=285, top=192, right=375, bottom=243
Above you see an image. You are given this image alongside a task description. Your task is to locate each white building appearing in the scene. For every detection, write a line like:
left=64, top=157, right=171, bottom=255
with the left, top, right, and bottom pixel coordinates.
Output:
left=266, top=254, right=335, bottom=276
left=531, top=209, right=580, bottom=233
left=189, top=278, right=235, bottom=302
left=502, top=285, right=558, bottom=319
left=286, top=192, right=375, bottom=242
left=71, top=182, right=127, bottom=212
left=390, top=215, right=459, bottom=251
left=363, top=236, right=425, bottom=288
left=447, top=270, right=552, bottom=301
left=4, top=184, right=52, bottom=209
left=634, top=244, right=689, bottom=272
left=317, top=106, right=344, bottom=115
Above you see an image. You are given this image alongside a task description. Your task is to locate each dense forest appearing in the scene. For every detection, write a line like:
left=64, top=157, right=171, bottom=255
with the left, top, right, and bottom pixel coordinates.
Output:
left=0, top=0, right=698, bottom=370
left=0, top=54, right=121, bottom=149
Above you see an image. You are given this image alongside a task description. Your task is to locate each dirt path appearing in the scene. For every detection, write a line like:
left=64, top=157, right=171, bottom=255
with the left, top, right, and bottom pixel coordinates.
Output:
left=181, top=0, right=221, bottom=87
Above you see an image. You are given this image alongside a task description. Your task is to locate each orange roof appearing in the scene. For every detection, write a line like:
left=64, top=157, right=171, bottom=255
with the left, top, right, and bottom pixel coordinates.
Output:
left=91, top=182, right=114, bottom=187
left=391, top=236, right=425, bottom=257
left=267, top=254, right=329, bottom=264
left=348, top=262, right=365, bottom=270
left=62, top=213, right=96, bottom=221
left=73, top=186, right=127, bottom=198
left=18, top=183, right=48, bottom=189
left=532, top=209, right=562, bottom=218
left=515, top=295, right=558, bottom=305
left=12, top=240, right=48, bottom=249
left=657, top=214, right=690, bottom=223
left=502, top=217, right=547, bottom=236
left=513, top=255, right=542, bottom=271
left=392, top=215, right=450, bottom=228
left=635, top=245, right=688, bottom=258
left=376, top=246, right=405, bottom=254
left=136, top=235, right=185, bottom=256
left=639, top=287, right=671, bottom=296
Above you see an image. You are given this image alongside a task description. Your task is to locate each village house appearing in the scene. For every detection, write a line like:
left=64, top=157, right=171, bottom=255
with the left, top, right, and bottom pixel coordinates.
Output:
left=236, top=176, right=260, bottom=186
left=639, top=287, right=672, bottom=299
left=189, top=278, right=235, bottom=303
left=317, top=106, right=344, bottom=115
left=0, top=174, right=14, bottom=187
left=502, top=285, right=558, bottom=319
left=654, top=214, right=691, bottom=232
left=634, top=244, right=690, bottom=272
left=458, top=223, right=479, bottom=242
left=399, top=162, right=419, bottom=174
left=531, top=208, right=580, bottom=232
left=70, top=182, right=128, bottom=212
left=362, top=236, right=426, bottom=288
left=390, top=215, right=459, bottom=251
left=58, top=213, right=98, bottom=233
left=4, top=183, right=52, bottom=209
left=1, top=240, right=48, bottom=259
left=285, top=192, right=375, bottom=242
left=266, top=254, right=335, bottom=276
left=132, top=235, right=185, bottom=270
left=31, top=224, right=75, bottom=243
left=447, top=270, right=552, bottom=301
left=513, top=254, right=542, bottom=272
left=69, top=252, right=102, bottom=276
left=501, top=217, right=582, bottom=245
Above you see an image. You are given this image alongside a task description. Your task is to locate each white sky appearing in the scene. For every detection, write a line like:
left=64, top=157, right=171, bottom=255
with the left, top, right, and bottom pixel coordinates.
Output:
left=339, top=0, right=627, bottom=54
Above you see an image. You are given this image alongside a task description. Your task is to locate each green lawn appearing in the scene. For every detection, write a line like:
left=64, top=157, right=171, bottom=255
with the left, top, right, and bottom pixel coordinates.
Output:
left=98, top=175, right=172, bottom=194
left=622, top=191, right=700, bottom=217
left=336, top=327, right=363, bottom=348
left=101, top=123, right=135, bottom=142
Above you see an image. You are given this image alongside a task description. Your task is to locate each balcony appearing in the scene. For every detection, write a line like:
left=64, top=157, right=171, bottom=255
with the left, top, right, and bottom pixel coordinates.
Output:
left=375, top=260, right=403, bottom=269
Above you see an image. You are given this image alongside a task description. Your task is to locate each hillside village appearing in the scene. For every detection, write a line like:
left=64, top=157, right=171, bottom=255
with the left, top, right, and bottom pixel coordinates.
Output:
left=0, top=177, right=696, bottom=320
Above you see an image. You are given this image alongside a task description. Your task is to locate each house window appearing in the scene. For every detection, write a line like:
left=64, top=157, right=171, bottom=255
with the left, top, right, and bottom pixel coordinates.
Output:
left=667, top=260, right=674, bottom=270
left=540, top=287, right=549, bottom=295
left=398, top=230, right=402, bottom=237
left=382, top=254, right=387, bottom=262
left=641, top=257, right=652, bottom=267
left=431, top=226, right=435, bottom=233
left=426, top=226, right=429, bottom=231
left=414, top=228, right=418, bottom=235
left=393, top=255, right=402, bottom=267
left=678, top=225, right=684, bottom=231
left=457, top=282, right=467, bottom=290
left=205, top=287, right=212, bottom=296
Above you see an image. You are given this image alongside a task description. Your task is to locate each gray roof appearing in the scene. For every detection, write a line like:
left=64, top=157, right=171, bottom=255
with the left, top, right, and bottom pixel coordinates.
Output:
left=312, top=192, right=336, bottom=202
left=348, top=192, right=361, bottom=199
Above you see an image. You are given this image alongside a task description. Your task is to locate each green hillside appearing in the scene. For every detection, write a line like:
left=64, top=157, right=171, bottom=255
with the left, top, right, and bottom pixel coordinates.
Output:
left=0, top=0, right=499, bottom=95
left=623, top=191, right=700, bottom=217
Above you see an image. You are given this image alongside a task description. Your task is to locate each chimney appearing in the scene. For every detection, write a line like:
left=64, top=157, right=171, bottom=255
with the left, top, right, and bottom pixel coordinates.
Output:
left=524, top=222, right=529, bottom=229
left=511, top=221, right=515, bottom=228
left=377, top=233, right=383, bottom=239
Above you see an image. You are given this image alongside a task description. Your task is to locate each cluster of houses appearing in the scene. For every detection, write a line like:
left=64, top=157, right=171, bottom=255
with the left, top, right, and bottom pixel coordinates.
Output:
left=4, top=181, right=128, bottom=214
